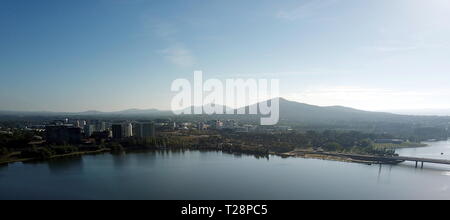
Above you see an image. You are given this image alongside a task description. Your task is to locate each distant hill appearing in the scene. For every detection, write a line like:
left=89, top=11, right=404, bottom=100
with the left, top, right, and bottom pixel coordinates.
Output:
left=0, top=109, right=171, bottom=117
left=1, top=98, right=450, bottom=126
left=276, top=98, right=398, bottom=122
left=235, top=98, right=450, bottom=126
left=2, top=98, right=448, bottom=140
left=237, top=98, right=392, bottom=120
left=0, top=110, right=60, bottom=116
left=109, top=108, right=166, bottom=115
left=180, top=104, right=234, bottom=115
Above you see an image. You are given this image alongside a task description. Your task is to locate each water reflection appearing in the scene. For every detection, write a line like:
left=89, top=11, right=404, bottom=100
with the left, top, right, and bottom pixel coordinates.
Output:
left=377, top=164, right=382, bottom=182
left=3, top=145, right=450, bottom=199
left=47, top=157, right=83, bottom=175
left=112, top=153, right=129, bottom=169
left=0, top=164, right=7, bottom=178
left=134, top=151, right=158, bottom=166
left=375, top=164, right=394, bottom=185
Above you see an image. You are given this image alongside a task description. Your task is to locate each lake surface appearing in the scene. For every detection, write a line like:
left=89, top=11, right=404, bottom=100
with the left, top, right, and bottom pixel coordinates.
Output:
left=2, top=141, right=450, bottom=200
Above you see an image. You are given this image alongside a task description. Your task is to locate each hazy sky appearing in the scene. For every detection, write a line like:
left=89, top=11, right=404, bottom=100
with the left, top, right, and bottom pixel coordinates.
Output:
left=1, top=0, right=450, bottom=112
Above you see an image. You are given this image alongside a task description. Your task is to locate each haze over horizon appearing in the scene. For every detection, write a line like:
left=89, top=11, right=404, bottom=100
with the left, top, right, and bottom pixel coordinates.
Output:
left=3, top=97, right=450, bottom=117
left=1, top=0, right=450, bottom=112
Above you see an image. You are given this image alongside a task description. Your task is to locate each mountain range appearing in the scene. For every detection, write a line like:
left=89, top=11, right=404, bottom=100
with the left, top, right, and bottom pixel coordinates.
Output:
left=1, top=98, right=449, bottom=125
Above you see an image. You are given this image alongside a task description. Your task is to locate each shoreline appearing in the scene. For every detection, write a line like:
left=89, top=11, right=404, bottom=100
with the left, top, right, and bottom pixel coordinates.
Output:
left=274, top=150, right=404, bottom=165
left=0, top=147, right=416, bottom=166
left=0, top=149, right=110, bottom=166
left=1, top=148, right=361, bottom=166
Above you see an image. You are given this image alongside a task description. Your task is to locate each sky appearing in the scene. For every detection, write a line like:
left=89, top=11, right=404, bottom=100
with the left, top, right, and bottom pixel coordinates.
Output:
left=1, top=0, right=450, bottom=112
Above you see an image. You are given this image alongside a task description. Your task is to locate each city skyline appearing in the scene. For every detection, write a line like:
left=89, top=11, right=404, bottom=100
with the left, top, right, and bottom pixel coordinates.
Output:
left=1, top=0, right=450, bottom=112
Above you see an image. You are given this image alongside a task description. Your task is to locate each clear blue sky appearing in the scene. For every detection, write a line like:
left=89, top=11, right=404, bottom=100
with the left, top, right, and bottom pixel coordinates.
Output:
left=1, top=0, right=449, bottom=112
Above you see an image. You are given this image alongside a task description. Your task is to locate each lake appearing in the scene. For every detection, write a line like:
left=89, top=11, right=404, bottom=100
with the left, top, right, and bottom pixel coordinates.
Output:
left=1, top=141, right=450, bottom=200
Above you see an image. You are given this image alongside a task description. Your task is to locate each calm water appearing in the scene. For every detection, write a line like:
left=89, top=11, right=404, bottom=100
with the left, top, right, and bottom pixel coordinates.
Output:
left=2, top=141, right=450, bottom=200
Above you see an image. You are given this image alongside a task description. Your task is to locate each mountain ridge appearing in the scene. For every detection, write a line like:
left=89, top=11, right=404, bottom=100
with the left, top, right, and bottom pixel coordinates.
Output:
left=0, top=98, right=448, bottom=123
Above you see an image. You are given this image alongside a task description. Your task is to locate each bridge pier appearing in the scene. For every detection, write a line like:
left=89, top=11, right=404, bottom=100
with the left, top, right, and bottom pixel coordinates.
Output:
left=415, top=161, right=425, bottom=169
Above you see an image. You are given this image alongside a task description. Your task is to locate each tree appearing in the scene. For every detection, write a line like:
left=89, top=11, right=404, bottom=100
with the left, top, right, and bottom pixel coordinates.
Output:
left=106, top=142, right=124, bottom=152
left=323, top=142, right=342, bottom=152
left=358, top=139, right=373, bottom=148
left=20, top=147, right=53, bottom=159
left=50, top=145, right=78, bottom=155
left=0, top=147, right=8, bottom=156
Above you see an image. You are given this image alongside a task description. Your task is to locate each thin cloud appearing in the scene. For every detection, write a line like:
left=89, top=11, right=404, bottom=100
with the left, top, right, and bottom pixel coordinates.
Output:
left=141, top=18, right=197, bottom=68
left=160, top=44, right=196, bottom=68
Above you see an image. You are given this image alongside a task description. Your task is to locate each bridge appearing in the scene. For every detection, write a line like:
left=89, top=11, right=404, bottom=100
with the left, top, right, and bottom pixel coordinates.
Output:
left=339, top=153, right=450, bottom=168
left=393, top=156, right=450, bottom=168
left=291, top=151, right=450, bottom=168
left=335, top=153, right=450, bottom=168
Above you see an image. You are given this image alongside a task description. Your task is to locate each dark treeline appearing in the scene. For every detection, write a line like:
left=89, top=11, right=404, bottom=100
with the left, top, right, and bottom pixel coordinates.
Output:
left=0, top=130, right=37, bottom=157
left=290, top=122, right=449, bottom=142
left=0, top=131, right=35, bottom=149
left=0, top=127, right=438, bottom=162
left=109, top=135, right=270, bottom=155
left=109, top=130, right=399, bottom=156
left=220, top=130, right=396, bottom=156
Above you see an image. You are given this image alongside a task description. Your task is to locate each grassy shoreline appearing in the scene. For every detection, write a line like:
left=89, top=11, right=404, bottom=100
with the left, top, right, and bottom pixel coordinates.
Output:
left=274, top=150, right=404, bottom=165
left=0, top=148, right=110, bottom=165
left=1, top=142, right=428, bottom=166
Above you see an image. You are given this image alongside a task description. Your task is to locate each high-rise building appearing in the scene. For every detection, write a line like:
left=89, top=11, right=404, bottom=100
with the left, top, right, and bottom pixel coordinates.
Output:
left=90, top=120, right=106, bottom=132
left=133, top=123, right=155, bottom=138
left=124, top=123, right=133, bottom=137
left=133, top=123, right=143, bottom=138
left=78, top=120, right=86, bottom=128
left=142, top=123, right=155, bottom=138
left=84, top=124, right=95, bottom=137
left=99, top=122, right=106, bottom=131
left=112, top=124, right=123, bottom=139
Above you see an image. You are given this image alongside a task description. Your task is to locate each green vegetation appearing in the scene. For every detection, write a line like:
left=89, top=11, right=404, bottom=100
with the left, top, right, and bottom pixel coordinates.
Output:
left=20, top=145, right=80, bottom=160
left=221, top=130, right=398, bottom=156
left=0, top=130, right=35, bottom=149
left=0, top=147, right=8, bottom=156
left=21, top=147, right=53, bottom=160
left=50, top=145, right=79, bottom=154
left=0, top=124, right=435, bottom=165
left=373, top=142, right=428, bottom=150
left=104, top=142, right=124, bottom=153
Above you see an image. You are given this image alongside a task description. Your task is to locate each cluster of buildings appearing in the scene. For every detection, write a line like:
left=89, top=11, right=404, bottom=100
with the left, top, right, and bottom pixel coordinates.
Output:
left=111, top=123, right=155, bottom=139
left=36, top=116, right=294, bottom=145
left=44, top=118, right=156, bottom=145
left=172, top=119, right=291, bottom=134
